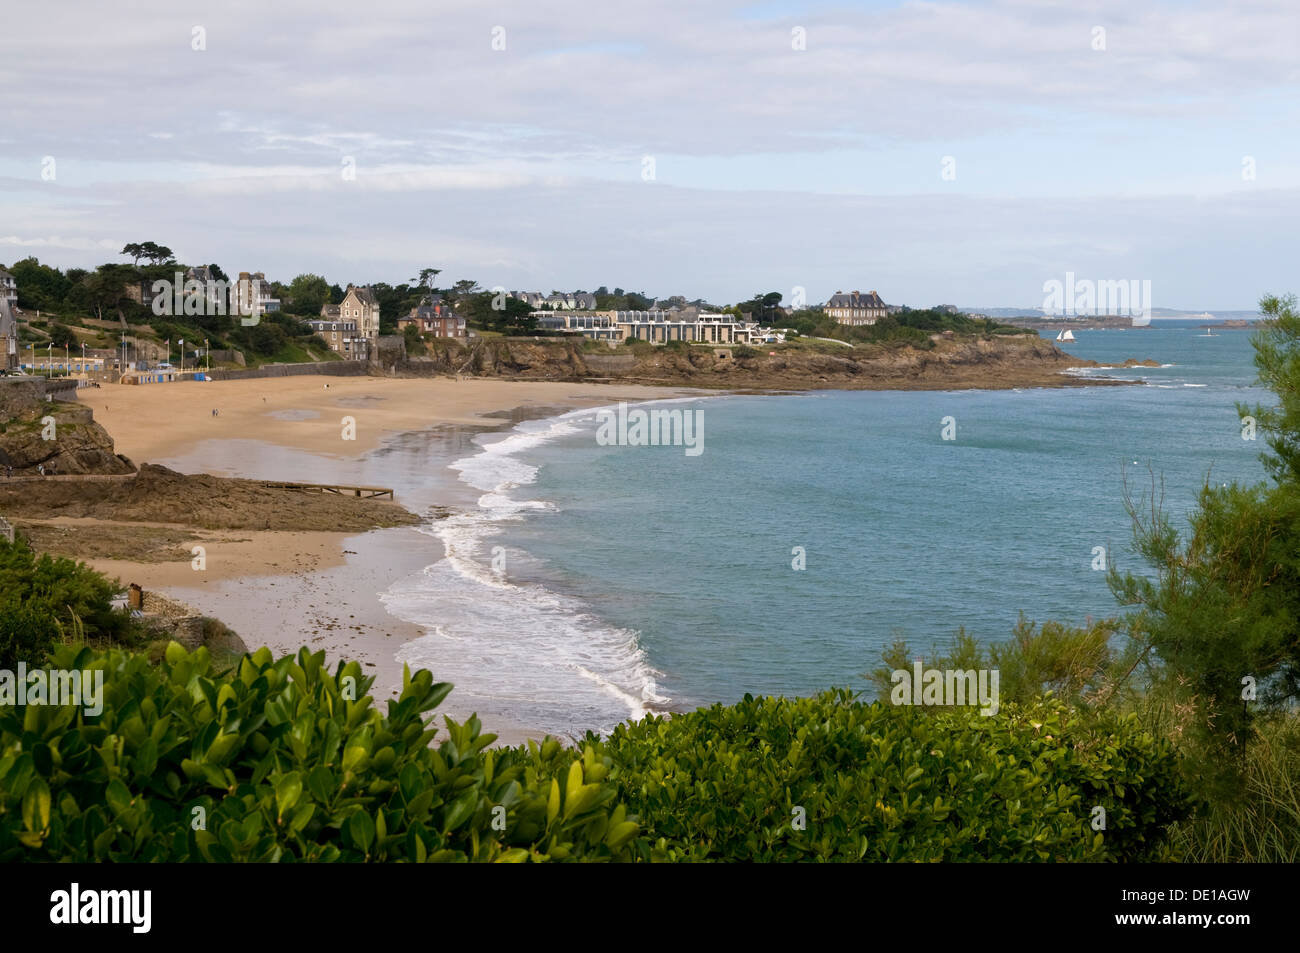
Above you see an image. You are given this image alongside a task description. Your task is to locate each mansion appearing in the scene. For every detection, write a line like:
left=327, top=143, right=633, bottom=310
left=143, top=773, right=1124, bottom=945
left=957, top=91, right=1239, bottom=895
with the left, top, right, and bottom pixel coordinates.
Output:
left=825, top=290, right=888, bottom=326
left=308, top=285, right=381, bottom=359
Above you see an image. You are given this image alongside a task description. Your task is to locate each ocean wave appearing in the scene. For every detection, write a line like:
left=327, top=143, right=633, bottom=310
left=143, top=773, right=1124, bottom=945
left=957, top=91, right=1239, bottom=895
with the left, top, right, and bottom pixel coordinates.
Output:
left=381, top=400, right=699, bottom=736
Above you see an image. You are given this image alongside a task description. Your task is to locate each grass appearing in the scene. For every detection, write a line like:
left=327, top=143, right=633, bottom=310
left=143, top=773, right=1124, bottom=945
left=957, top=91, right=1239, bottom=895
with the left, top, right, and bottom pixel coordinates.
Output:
left=1168, top=713, right=1300, bottom=862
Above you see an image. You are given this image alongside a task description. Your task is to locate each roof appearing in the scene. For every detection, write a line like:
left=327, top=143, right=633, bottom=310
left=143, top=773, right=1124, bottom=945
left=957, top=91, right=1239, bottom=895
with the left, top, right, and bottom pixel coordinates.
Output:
left=321, top=304, right=341, bottom=318
left=0, top=268, right=14, bottom=281
left=826, top=290, right=886, bottom=309
left=346, top=285, right=378, bottom=306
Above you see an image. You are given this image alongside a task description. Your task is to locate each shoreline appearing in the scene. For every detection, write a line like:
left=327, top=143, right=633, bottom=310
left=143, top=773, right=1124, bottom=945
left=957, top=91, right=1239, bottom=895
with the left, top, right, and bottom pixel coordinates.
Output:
left=38, top=365, right=1152, bottom=744
left=73, top=376, right=709, bottom=745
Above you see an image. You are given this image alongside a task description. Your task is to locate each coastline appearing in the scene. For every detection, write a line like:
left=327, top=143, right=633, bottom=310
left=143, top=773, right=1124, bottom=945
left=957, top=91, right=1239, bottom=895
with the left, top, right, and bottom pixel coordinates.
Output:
left=73, top=375, right=707, bottom=746
left=37, top=354, right=1149, bottom=744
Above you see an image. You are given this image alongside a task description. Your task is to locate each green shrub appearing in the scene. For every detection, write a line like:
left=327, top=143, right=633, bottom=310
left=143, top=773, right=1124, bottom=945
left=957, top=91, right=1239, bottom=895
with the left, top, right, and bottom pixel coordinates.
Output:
left=0, top=643, right=637, bottom=862
left=1, top=642, right=1191, bottom=863
left=0, top=538, right=127, bottom=665
left=0, top=600, right=61, bottom=671
left=595, top=690, right=1191, bottom=862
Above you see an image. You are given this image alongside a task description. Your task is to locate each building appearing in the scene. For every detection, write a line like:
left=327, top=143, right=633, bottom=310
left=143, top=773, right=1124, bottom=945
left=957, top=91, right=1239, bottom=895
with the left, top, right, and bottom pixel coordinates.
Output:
left=513, top=291, right=598, bottom=310
left=306, top=317, right=362, bottom=356
left=22, top=354, right=107, bottom=376
left=232, top=272, right=281, bottom=318
left=309, top=285, right=380, bottom=359
left=397, top=296, right=467, bottom=338
left=532, top=309, right=742, bottom=344
left=340, top=285, right=380, bottom=355
left=825, top=290, right=888, bottom=326
left=0, top=267, right=16, bottom=309
left=533, top=310, right=622, bottom=341
left=0, top=298, right=17, bottom=371
left=616, top=309, right=741, bottom=343
left=183, top=266, right=229, bottom=315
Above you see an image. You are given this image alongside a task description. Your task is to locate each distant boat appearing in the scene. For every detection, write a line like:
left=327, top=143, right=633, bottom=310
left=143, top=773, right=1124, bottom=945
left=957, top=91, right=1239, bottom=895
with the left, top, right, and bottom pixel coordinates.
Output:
left=1055, top=329, right=1076, bottom=342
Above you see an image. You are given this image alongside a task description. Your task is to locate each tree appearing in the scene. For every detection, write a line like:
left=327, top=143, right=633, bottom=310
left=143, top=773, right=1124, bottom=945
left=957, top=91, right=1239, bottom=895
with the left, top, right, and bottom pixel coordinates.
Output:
left=121, top=242, right=173, bottom=267
left=449, top=279, right=480, bottom=303
left=78, top=266, right=131, bottom=322
left=403, top=323, right=427, bottom=356
left=1110, top=294, right=1300, bottom=788
left=48, top=323, right=77, bottom=349
left=412, top=268, right=442, bottom=299
left=285, top=273, right=331, bottom=316
left=9, top=257, right=70, bottom=311
left=460, top=292, right=534, bottom=334
left=143, top=243, right=175, bottom=266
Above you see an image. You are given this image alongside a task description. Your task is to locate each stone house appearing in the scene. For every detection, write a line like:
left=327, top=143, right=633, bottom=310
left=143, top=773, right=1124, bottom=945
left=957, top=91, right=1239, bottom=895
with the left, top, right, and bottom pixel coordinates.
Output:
left=825, top=290, right=888, bottom=326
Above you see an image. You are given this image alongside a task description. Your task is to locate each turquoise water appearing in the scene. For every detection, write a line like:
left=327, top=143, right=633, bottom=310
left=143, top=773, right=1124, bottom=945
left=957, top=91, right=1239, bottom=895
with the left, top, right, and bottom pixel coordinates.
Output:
left=386, top=323, right=1270, bottom=736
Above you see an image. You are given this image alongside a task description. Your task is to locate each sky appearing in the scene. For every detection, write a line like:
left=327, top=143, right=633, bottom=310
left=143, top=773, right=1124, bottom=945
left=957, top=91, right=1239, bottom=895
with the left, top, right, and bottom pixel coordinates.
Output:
left=1, top=0, right=1297, bottom=310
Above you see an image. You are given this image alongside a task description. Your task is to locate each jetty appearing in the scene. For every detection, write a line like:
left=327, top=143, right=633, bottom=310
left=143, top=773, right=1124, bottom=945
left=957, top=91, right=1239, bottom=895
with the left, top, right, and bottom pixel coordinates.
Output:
left=257, top=480, right=394, bottom=500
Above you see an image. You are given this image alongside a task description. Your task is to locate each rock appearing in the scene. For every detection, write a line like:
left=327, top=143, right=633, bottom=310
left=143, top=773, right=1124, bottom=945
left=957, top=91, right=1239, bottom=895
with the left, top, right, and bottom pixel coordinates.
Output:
left=0, top=380, right=134, bottom=474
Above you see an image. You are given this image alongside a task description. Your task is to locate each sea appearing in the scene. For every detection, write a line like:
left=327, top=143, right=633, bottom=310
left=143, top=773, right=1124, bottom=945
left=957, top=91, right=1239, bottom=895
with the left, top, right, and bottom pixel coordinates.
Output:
left=382, top=320, right=1272, bottom=738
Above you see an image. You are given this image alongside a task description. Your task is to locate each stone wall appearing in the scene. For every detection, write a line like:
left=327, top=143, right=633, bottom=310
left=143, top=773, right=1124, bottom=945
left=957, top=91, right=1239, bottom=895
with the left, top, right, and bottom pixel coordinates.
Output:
left=203, top=360, right=370, bottom=382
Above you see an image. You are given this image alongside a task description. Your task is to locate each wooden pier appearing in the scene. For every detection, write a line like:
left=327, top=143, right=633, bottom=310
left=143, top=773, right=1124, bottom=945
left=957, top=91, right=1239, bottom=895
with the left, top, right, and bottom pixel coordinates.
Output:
left=259, top=480, right=394, bottom=500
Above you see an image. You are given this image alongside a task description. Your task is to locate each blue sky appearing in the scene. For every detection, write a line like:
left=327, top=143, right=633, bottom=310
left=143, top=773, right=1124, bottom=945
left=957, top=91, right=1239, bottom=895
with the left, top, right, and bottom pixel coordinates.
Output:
left=1, top=0, right=1296, bottom=310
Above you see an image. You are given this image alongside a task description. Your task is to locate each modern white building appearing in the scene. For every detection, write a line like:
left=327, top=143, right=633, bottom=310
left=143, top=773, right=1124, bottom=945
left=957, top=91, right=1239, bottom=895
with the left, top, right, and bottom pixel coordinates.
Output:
left=533, top=309, right=742, bottom=344
left=533, top=310, right=622, bottom=340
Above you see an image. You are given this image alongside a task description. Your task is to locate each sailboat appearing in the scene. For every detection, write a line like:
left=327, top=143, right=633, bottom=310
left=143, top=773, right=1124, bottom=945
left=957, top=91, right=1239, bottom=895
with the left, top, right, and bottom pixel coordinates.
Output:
left=1055, top=329, right=1076, bottom=342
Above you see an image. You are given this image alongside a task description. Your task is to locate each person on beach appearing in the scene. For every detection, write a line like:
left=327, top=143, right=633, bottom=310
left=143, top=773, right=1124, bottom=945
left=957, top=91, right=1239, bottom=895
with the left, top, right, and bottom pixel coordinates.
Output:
left=37, top=464, right=44, bottom=476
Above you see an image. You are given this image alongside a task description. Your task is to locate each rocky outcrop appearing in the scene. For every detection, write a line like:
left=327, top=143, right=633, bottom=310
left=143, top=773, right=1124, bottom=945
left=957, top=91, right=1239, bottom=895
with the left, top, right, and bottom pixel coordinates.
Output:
left=0, top=379, right=135, bottom=474
left=0, top=463, right=420, bottom=531
left=393, top=334, right=1130, bottom=391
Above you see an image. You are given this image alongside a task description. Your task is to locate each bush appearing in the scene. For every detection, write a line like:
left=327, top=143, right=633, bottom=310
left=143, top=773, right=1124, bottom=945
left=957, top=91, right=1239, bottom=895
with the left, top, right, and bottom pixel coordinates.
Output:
left=1, top=643, right=1191, bottom=863
left=0, top=644, right=638, bottom=862
left=0, top=601, right=61, bottom=671
left=0, top=538, right=128, bottom=665
left=595, top=690, right=1190, bottom=862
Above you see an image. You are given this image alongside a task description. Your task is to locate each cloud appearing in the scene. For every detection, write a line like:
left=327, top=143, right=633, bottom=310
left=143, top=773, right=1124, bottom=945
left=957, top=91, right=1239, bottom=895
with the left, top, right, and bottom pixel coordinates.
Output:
left=2, top=0, right=1296, bottom=305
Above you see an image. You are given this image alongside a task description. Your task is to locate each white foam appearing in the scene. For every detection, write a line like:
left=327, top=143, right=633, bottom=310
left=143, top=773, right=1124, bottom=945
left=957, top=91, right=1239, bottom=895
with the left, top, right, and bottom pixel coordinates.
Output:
left=380, top=400, right=704, bottom=736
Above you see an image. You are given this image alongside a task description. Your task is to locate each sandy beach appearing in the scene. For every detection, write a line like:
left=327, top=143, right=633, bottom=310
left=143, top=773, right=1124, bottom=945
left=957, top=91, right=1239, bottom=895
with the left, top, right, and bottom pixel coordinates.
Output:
left=73, top=373, right=701, bottom=745
left=94, top=375, right=697, bottom=463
